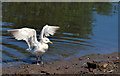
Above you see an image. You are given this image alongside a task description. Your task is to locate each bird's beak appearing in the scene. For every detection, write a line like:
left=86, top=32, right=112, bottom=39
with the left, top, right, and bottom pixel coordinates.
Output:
left=49, top=41, right=53, bottom=44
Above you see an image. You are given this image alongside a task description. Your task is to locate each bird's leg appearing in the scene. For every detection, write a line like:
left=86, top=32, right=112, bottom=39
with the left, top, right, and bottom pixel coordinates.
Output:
left=40, top=56, right=44, bottom=65
left=36, top=56, right=40, bottom=65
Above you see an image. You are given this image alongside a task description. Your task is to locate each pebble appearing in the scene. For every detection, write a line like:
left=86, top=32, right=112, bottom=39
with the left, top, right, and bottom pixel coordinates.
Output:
left=87, top=61, right=97, bottom=69
left=64, top=65, right=69, bottom=69
left=79, top=58, right=82, bottom=60
left=116, top=57, right=119, bottom=59
left=87, top=57, right=90, bottom=59
left=107, top=70, right=114, bottom=73
left=103, top=63, right=108, bottom=68
left=56, top=67, right=60, bottom=70
left=103, top=69, right=106, bottom=72
left=75, top=64, right=78, bottom=65
left=49, top=62, right=54, bottom=65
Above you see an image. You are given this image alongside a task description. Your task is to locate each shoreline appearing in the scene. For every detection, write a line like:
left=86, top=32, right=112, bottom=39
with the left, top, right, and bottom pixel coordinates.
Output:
left=2, top=52, right=120, bottom=74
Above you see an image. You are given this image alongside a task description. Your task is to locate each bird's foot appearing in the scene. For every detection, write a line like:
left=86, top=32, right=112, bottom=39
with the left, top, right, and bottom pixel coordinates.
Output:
left=26, top=48, right=31, bottom=50
left=41, top=61, right=44, bottom=65
left=37, top=63, right=40, bottom=65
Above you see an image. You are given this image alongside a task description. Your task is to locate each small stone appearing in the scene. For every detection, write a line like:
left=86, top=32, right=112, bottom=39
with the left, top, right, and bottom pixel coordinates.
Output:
left=79, top=58, right=82, bottom=60
left=22, top=67, right=25, bottom=69
left=87, top=57, right=90, bottom=59
left=64, top=65, right=69, bottom=69
left=113, top=64, right=116, bottom=67
left=87, top=61, right=97, bottom=69
left=107, top=70, right=114, bottom=73
left=48, top=62, right=53, bottom=65
left=82, top=63, right=87, bottom=67
left=46, top=72, right=50, bottom=75
left=27, top=66, right=29, bottom=68
left=103, top=63, right=108, bottom=68
left=116, top=57, right=119, bottom=59
left=103, top=69, right=106, bottom=72
left=75, top=63, right=78, bottom=65
left=41, top=71, right=46, bottom=73
left=56, top=67, right=60, bottom=70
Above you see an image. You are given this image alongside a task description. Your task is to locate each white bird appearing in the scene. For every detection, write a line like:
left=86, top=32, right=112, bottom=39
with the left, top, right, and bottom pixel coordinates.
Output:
left=8, top=25, right=60, bottom=65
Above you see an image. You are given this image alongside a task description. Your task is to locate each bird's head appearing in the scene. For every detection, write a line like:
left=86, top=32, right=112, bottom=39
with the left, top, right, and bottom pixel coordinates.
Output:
left=42, top=38, right=53, bottom=44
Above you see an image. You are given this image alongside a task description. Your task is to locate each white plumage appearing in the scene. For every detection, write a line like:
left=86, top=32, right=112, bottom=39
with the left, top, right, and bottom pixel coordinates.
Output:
left=8, top=25, right=60, bottom=65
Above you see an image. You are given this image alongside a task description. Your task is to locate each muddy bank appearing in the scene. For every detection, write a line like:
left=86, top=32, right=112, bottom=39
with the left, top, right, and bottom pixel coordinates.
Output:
left=2, top=52, right=120, bottom=74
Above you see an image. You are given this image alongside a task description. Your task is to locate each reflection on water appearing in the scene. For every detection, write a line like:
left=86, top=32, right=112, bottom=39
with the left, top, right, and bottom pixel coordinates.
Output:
left=2, top=2, right=118, bottom=66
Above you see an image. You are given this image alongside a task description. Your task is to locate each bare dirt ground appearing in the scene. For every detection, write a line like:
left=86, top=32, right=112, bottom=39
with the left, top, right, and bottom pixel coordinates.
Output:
left=2, top=52, right=120, bottom=75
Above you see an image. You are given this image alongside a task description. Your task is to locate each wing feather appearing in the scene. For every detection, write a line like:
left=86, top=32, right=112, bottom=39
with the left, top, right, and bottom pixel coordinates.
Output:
left=8, top=28, right=38, bottom=50
left=39, top=25, right=60, bottom=39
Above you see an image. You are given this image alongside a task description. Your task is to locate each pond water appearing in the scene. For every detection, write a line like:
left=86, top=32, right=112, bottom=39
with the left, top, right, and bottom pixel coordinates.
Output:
left=1, top=2, right=118, bottom=67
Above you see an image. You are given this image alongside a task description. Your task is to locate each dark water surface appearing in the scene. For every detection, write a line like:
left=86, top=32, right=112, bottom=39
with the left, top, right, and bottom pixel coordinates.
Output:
left=2, top=2, right=118, bottom=67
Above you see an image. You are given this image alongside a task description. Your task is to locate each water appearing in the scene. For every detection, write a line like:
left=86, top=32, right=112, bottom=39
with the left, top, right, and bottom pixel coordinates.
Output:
left=1, top=2, right=118, bottom=67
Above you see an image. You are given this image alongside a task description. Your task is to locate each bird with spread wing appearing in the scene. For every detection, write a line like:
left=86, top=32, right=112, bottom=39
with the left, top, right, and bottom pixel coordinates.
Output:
left=8, top=25, right=60, bottom=65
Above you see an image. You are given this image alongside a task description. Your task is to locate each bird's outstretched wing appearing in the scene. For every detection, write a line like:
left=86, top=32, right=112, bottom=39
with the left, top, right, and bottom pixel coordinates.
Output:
left=8, top=28, right=38, bottom=50
left=39, top=25, right=60, bottom=39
